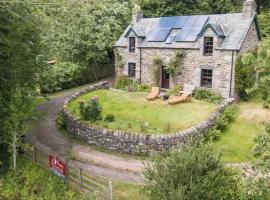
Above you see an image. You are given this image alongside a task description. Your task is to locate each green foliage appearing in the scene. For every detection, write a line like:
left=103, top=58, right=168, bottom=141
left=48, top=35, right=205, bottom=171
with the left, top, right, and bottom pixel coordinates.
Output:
left=115, top=76, right=135, bottom=90
left=115, top=49, right=125, bottom=69
left=258, top=11, right=270, bottom=38
left=242, top=38, right=270, bottom=108
left=235, top=56, right=256, bottom=100
left=205, top=106, right=237, bottom=141
left=194, top=88, right=223, bottom=104
left=115, top=75, right=150, bottom=92
left=0, top=158, right=91, bottom=200
left=168, top=84, right=183, bottom=95
left=252, top=122, right=270, bottom=171
left=143, top=141, right=243, bottom=200
left=56, top=111, right=67, bottom=130
left=135, top=84, right=150, bottom=92
left=79, top=97, right=103, bottom=122
left=0, top=0, right=44, bottom=170
left=104, top=114, right=115, bottom=122
left=40, top=62, right=82, bottom=93
left=139, top=0, right=241, bottom=17
left=165, top=50, right=186, bottom=77
left=152, top=57, right=163, bottom=86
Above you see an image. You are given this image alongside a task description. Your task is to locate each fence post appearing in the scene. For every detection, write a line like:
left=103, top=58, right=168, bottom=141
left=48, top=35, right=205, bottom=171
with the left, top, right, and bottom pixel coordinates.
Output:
left=108, top=180, right=113, bottom=200
left=79, top=168, right=83, bottom=189
left=33, top=146, right=37, bottom=163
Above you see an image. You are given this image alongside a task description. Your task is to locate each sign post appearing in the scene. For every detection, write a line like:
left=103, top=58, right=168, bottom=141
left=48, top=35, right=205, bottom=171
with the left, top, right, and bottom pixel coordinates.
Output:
left=48, top=155, right=66, bottom=179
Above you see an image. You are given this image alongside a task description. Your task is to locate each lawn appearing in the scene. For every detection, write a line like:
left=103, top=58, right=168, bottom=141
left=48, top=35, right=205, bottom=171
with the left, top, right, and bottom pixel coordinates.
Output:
left=67, top=89, right=217, bottom=135
left=214, top=98, right=269, bottom=163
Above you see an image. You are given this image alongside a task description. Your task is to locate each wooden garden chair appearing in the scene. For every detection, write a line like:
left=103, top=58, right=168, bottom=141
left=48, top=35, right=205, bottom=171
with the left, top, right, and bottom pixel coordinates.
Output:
left=146, top=87, right=160, bottom=101
left=168, top=84, right=195, bottom=105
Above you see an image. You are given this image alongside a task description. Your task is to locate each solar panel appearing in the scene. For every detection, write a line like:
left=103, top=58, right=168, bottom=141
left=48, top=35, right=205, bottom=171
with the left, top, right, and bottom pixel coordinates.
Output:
left=175, top=16, right=198, bottom=42
left=185, top=16, right=209, bottom=41
left=147, top=15, right=209, bottom=42
left=148, top=28, right=171, bottom=42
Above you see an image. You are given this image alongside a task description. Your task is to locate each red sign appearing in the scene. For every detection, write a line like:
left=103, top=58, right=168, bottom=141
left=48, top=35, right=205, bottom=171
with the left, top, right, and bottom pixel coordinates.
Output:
left=49, top=155, right=66, bottom=178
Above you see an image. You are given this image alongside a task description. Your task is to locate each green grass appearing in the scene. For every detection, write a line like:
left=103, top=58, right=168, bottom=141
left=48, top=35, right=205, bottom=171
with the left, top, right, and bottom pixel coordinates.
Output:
left=67, top=89, right=216, bottom=135
left=113, top=182, right=143, bottom=200
left=214, top=99, right=269, bottom=163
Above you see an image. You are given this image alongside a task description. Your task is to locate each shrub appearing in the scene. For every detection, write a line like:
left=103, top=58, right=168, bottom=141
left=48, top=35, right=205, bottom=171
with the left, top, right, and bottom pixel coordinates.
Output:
left=40, top=62, right=82, bottom=94
left=104, top=114, right=115, bottom=122
left=252, top=122, right=270, bottom=171
left=205, top=106, right=237, bottom=141
left=143, top=141, right=243, bottom=200
left=235, top=56, right=256, bottom=100
left=79, top=97, right=102, bottom=122
left=194, top=88, right=223, bottom=104
left=115, top=75, right=135, bottom=89
left=56, top=111, right=67, bottom=130
left=168, top=84, right=182, bottom=95
left=136, top=84, right=150, bottom=92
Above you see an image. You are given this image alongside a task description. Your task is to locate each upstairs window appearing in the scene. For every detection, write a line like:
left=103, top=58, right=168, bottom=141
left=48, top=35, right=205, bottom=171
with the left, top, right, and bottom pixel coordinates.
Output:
left=128, top=63, right=136, bottom=77
left=203, top=37, right=213, bottom=56
left=201, top=69, right=213, bottom=88
left=129, top=37, right=136, bottom=53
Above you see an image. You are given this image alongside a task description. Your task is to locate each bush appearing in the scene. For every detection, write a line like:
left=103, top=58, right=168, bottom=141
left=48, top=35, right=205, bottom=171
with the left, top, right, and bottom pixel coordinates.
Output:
left=0, top=158, right=91, bottom=200
left=79, top=97, right=102, bottom=122
left=136, top=84, right=150, bottom=92
left=205, top=106, right=237, bottom=141
left=235, top=56, right=256, bottom=100
left=143, top=141, right=243, bottom=200
left=40, top=62, right=83, bottom=94
left=168, top=84, right=182, bottom=95
left=194, top=88, right=223, bottom=104
left=104, top=114, right=115, bottom=122
left=252, top=122, right=270, bottom=171
left=115, top=75, right=135, bottom=89
left=115, top=75, right=151, bottom=93
left=56, top=111, right=67, bottom=130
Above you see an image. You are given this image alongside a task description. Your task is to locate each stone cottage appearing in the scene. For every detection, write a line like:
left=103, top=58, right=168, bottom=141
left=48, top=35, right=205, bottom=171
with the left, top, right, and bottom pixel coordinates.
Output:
left=114, top=0, right=261, bottom=98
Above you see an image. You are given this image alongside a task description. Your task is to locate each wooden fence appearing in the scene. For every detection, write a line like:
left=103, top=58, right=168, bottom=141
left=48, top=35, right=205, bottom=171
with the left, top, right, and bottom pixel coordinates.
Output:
left=23, top=146, right=113, bottom=200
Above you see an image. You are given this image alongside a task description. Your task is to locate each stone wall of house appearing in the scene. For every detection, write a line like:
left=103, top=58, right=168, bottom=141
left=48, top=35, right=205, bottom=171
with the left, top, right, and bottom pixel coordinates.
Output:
left=239, top=21, right=260, bottom=54
left=63, top=82, right=235, bottom=155
left=115, top=31, right=141, bottom=80
left=141, top=47, right=234, bottom=98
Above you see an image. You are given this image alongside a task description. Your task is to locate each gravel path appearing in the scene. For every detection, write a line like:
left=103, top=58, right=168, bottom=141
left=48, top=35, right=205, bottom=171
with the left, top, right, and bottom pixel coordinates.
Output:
left=26, top=82, right=145, bottom=183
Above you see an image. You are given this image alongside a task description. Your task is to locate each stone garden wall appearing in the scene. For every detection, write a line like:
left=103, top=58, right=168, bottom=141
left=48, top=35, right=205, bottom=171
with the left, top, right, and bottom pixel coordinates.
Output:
left=63, top=81, right=235, bottom=155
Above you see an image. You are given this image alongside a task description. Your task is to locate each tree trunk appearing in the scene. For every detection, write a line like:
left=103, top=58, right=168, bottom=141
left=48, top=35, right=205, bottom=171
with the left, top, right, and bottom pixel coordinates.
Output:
left=12, top=133, right=17, bottom=171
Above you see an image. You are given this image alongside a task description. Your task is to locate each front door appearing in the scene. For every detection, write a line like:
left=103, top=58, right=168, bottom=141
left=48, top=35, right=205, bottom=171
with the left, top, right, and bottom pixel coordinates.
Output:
left=161, top=66, right=170, bottom=89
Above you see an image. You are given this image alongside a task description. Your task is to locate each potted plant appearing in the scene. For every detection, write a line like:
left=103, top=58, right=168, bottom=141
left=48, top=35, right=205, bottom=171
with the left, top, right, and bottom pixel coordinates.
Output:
left=162, top=93, right=170, bottom=101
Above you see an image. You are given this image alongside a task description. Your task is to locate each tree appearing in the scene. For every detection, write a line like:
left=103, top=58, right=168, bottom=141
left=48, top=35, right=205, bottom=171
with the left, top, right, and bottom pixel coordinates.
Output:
left=138, top=0, right=241, bottom=17
left=0, top=0, right=43, bottom=170
left=36, top=0, right=132, bottom=88
left=242, top=38, right=270, bottom=108
left=143, top=141, right=243, bottom=200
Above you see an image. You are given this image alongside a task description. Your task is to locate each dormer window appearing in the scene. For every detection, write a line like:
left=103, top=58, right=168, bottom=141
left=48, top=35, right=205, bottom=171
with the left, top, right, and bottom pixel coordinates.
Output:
left=129, top=37, right=136, bottom=52
left=165, top=29, right=179, bottom=44
left=203, top=37, right=213, bottom=56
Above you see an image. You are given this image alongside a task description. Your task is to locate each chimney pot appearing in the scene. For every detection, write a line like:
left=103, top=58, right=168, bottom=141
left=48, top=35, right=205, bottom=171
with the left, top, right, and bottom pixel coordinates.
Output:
left=243, top=0, right=257, bottom=18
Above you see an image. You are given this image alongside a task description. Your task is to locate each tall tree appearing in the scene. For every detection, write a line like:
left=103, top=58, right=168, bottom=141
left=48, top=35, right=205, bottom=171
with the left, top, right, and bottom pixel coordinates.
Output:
left=0, top=0, right=43, bottom=170
left=139, top=0, right=242, bottom=17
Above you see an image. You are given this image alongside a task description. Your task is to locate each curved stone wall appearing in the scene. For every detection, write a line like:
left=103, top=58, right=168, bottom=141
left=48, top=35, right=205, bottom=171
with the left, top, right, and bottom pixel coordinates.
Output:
left=63, top=81, right=235, bottom=155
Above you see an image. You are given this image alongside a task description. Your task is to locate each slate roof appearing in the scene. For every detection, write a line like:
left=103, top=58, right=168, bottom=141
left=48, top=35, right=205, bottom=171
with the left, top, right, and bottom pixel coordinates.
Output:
left=115, top=13, right=260, bottom=51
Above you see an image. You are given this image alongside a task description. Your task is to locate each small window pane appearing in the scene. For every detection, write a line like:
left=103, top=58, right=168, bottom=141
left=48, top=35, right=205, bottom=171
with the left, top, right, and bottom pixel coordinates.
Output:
left=128, top=63, right=136, bottom=77
left=201, top=69, right=213, bottom=87
left=129, top=37, right=136, bottom=53
left=203, top=37, right=213, bottom=56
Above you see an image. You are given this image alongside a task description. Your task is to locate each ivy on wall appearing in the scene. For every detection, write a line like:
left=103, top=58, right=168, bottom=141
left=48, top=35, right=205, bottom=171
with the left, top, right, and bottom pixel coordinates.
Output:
left=165, top=50, right=186, bottom=77
left=115, top=49, right=124, bottom=69
left=152, top=57, right=163, bottom=86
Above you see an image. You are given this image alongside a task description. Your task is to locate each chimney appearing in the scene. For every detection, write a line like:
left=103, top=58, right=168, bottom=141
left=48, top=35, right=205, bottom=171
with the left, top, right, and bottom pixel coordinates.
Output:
left=243, top=0, right=257, bottom=18
left=132, top=5, right=143, bottom=24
